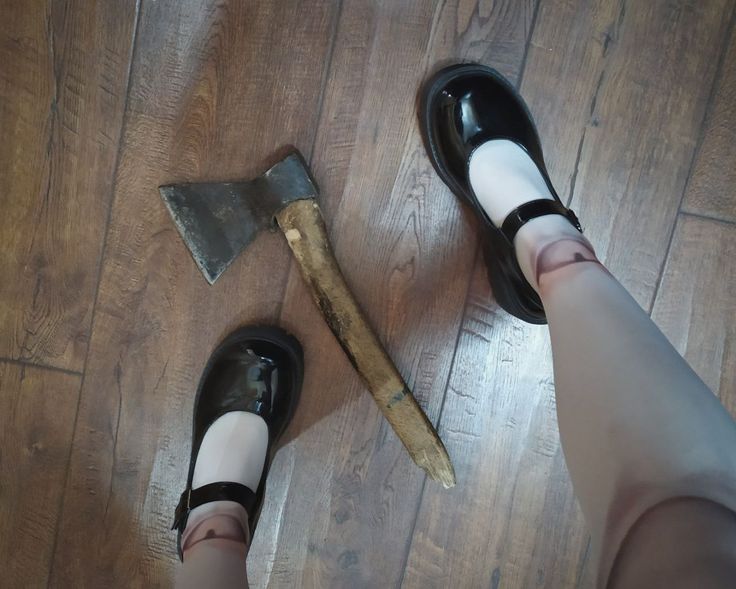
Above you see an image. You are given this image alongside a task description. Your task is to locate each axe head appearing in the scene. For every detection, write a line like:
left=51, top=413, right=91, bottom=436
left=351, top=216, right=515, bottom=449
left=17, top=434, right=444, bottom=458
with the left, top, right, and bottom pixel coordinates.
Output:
left=159, top=151, right=318, bottom=284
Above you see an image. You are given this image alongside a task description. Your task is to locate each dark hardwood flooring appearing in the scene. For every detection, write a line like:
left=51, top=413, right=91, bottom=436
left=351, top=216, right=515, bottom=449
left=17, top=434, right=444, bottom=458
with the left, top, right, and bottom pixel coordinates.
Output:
left=1, top=1, right=735, bottom=587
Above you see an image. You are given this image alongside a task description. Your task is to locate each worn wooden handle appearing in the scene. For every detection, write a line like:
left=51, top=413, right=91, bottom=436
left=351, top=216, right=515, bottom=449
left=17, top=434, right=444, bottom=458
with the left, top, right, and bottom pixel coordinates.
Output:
left=275, top=199, right=455, bottom=487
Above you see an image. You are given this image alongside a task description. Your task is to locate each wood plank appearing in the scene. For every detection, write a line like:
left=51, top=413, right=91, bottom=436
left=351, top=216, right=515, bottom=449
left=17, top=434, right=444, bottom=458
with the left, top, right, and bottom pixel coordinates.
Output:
left=403, top=0, right=734, bottom=587
left=404, top=268, right=590, bottom=588
left=0, top=362, right=80, bottom=588
left=682, top=20, right=736, bottom=223
left=0, top=0, right=137, bottom=370
left=651, top=214, right=736, bottom=409
left=248, top=1, right=538, bottom=587
left=567, top=0, right=734, bottom=307
left=519, top=0, right=621, bottom=203
left=49, top=1, right=341, bottom=586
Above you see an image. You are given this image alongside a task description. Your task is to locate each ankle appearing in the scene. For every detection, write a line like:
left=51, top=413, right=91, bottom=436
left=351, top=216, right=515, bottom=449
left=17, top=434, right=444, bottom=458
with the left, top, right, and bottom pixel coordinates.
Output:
left=514, top=215, right=598, bottom=293
left=182, top=501, right=250, bottom=559
left=188, top=499, right=248, bottom=523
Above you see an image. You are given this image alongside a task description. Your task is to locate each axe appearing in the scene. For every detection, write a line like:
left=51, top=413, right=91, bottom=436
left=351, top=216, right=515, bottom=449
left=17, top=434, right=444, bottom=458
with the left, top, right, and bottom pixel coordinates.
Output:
left=159, top=150, right=455, bottom=487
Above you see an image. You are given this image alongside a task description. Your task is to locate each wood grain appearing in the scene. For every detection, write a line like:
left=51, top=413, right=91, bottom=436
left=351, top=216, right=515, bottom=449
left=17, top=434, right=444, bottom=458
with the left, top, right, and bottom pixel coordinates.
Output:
left=248, top=1, right=537, bottom=587
left=48, top=1, right=341, bottom=586
left=403, top=267, right=590, bottom=588
left=0, top=362, right=80, bottom=588
left=565, top=0, right=734, bottom=308
left=1, top=0, right=732, bottom=587
left=404, top=0, right=734, bottom=587
left=519, top=0, right=621, bottom=202
left=0, top=0, right=137, bottom=370
left=682, top=20, right=736, bottom=223
left=651, top=214, right=736, bottom=410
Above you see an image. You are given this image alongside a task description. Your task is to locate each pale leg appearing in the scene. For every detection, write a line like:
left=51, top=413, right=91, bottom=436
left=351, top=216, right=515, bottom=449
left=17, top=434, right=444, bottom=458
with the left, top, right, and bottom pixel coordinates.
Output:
left=520, top=218, right=736, bottom=587
left=470, top=139, right=736, bottom=587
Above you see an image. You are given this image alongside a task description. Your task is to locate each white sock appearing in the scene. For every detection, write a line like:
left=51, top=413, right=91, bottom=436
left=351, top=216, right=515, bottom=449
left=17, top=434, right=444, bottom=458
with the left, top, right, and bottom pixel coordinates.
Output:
left=192, top=411, right=269, bottom=492
left=187, top=411, right=269, bottom=523
left=468, top=139, right=583, bottom=289
left=468, top=139, right=554, bottom=226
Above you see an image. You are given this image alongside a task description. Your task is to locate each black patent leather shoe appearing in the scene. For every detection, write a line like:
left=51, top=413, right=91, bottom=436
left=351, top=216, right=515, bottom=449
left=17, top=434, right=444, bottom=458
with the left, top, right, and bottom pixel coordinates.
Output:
left=172, top=325, right=303, bottom=559
left=420, top=63, right=582, bottom=324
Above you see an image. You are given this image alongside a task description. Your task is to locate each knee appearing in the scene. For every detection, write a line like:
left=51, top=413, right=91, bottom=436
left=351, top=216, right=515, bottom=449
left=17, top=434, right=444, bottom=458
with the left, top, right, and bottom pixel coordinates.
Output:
left=605, top=497, right=736, bottom=589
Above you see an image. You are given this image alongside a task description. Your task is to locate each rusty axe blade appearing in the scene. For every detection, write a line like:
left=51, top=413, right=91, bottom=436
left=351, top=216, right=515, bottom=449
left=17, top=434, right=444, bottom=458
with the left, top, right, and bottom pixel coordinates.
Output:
left=159, top=152, right=318, bottom=284
left=159, top=150, right=455, bottom=487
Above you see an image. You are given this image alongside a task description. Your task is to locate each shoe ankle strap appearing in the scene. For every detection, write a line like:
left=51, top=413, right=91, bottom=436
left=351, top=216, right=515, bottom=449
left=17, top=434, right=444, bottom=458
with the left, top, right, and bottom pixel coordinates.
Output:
left=501, top=199, right=582, bottom=244
left=172, top=481, right=257, bottom=533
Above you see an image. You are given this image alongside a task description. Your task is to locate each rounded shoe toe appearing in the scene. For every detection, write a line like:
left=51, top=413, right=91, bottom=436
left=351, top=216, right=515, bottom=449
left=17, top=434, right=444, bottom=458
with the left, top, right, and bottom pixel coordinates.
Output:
left=423, top=64, right=545, bottom=204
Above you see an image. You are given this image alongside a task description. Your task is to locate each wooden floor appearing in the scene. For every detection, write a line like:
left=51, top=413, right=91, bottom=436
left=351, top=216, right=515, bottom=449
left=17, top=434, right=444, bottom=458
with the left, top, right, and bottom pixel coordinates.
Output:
left=2, top=0, right=735, bottom=587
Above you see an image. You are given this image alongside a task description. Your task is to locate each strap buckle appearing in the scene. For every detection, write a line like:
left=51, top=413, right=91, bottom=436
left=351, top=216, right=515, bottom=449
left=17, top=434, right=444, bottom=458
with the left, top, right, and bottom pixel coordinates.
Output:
left=565, top=208, right=583, bottom=233
left=172, top=488, right=191, bottom=531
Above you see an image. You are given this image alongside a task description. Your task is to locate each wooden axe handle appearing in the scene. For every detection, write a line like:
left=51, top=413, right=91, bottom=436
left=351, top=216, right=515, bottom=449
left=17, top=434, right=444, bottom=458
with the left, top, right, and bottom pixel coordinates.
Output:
left=275, top=199, right=455, bottom=487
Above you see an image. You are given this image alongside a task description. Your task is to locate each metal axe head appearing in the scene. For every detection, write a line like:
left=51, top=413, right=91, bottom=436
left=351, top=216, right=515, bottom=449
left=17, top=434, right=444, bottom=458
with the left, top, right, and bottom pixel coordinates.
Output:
left=159, top=150, right=318, bottom=283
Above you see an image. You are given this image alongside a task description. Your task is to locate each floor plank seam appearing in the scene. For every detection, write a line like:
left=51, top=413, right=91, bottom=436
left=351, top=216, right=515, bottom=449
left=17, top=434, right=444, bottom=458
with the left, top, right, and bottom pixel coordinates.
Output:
left=679, top=210, right=736, bottom=227
left=395, top=238, right=484, bottom=589
left=44, top=0, right=144, bottom=585
left=647, top=1, right=736, bottom=316
left=515, top=0, right=543, bottom=90
left=306, top=0, right=345, bottom=163
left=0, top=356, right=83, bottom=377
left=574, top=537, right=592, bottom=589
left=567, top=0, right=627, bottom=209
